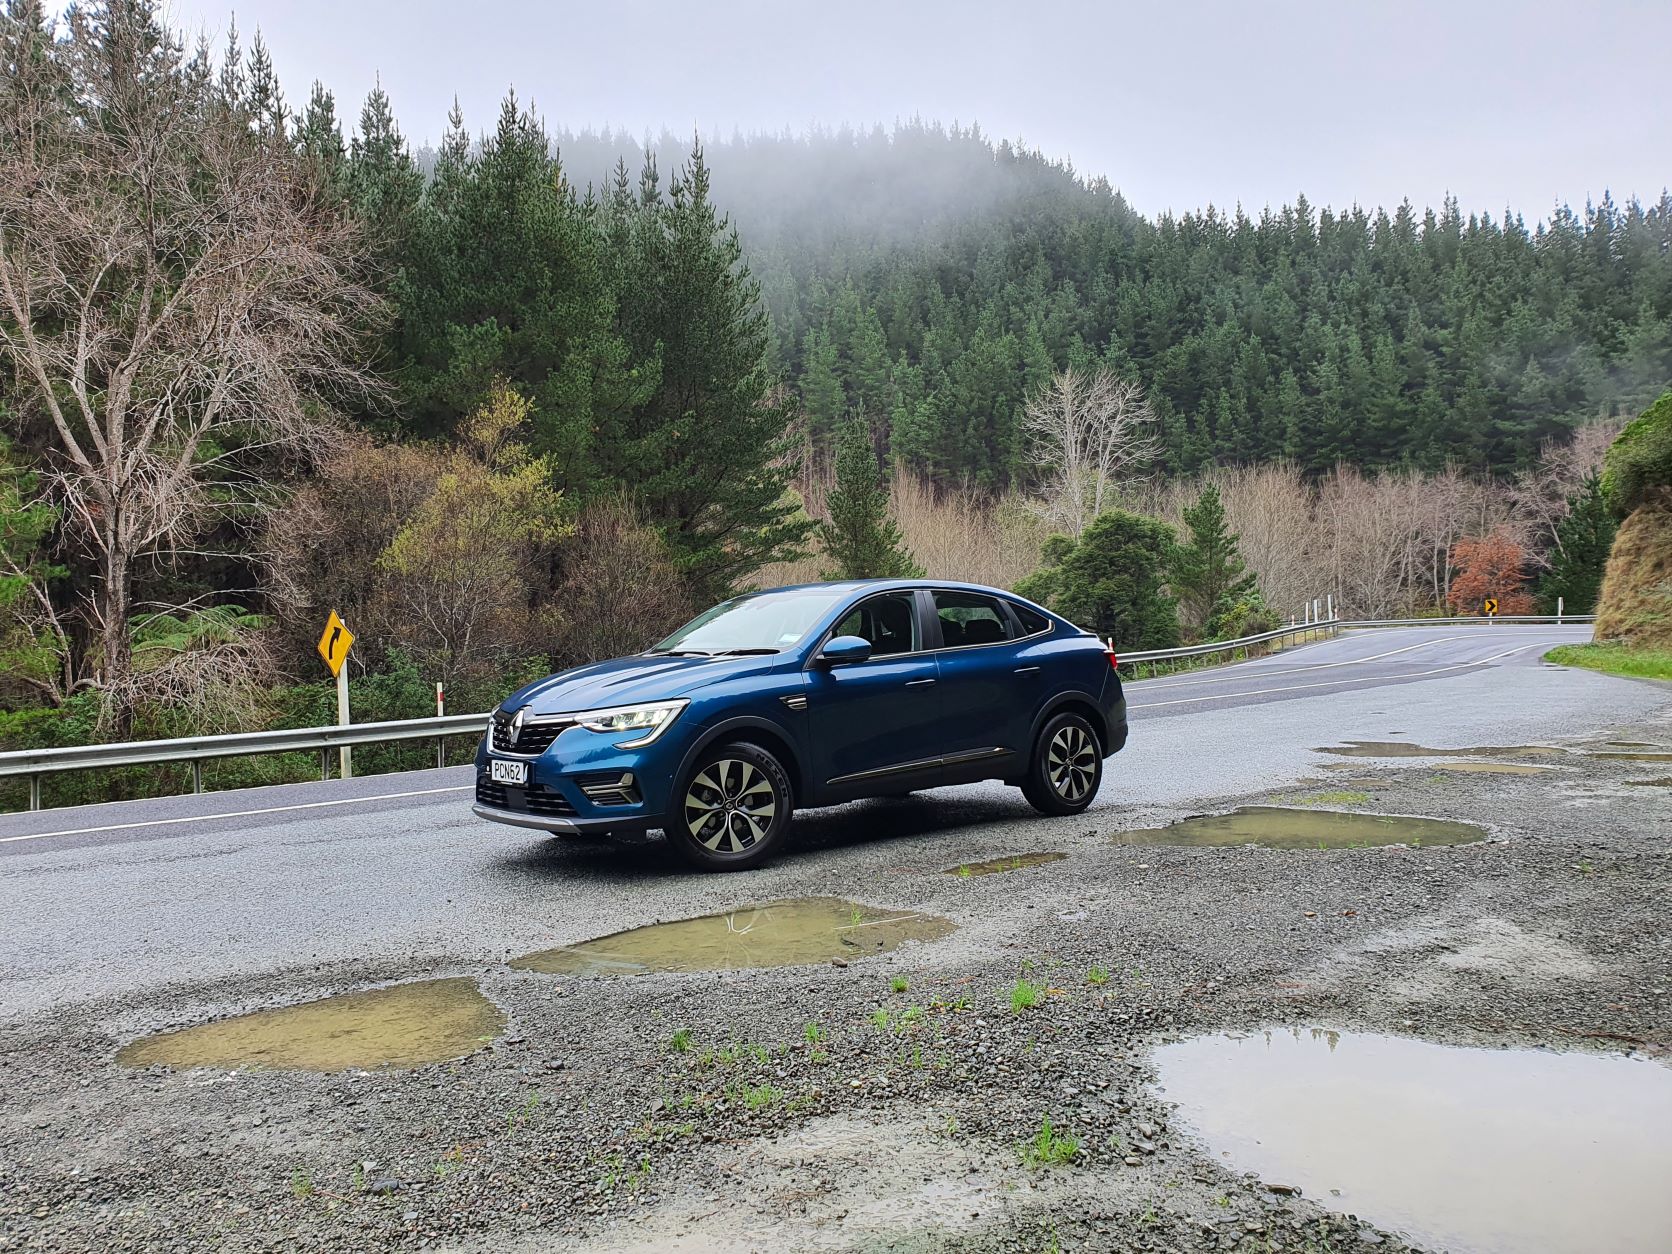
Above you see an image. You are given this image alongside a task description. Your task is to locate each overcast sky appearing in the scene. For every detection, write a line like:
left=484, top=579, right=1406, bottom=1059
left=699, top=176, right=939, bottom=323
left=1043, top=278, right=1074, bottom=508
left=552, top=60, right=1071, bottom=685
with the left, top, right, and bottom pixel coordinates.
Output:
left=166, top=0, right=1669, bottom=221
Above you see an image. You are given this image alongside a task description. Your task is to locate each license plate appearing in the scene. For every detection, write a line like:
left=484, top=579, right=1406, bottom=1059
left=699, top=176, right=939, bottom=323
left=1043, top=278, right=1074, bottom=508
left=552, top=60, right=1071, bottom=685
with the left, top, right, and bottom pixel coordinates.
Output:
left=489, top=759, right=527, bottom=786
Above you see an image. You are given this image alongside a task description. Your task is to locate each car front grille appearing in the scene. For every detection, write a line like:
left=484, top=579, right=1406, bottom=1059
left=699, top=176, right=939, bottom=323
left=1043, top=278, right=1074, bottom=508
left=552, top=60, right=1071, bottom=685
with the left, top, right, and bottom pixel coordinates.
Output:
left=475, top=775, right=577, bottom=817
left=489, top=711, right=573, bottom=755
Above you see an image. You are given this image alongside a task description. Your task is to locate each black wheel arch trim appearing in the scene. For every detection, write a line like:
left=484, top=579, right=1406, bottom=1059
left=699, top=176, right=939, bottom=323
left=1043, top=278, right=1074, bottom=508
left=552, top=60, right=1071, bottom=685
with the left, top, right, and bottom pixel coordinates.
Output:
left=1028, top=692, right=1113, bottom=758
left=674, top=715, right=805, bottom=802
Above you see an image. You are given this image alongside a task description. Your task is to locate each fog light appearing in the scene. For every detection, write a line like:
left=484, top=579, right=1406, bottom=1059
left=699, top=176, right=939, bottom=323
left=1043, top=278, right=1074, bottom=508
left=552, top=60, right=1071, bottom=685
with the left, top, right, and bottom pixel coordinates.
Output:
left=578, top=772, right=639, bottom=805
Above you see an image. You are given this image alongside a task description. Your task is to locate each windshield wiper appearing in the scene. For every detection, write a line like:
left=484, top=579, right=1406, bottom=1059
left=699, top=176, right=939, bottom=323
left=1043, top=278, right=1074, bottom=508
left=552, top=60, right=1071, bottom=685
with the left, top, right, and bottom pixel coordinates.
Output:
left=648, top=648, right=714, bottom=657
left=707, top=647, right=781, bottom=657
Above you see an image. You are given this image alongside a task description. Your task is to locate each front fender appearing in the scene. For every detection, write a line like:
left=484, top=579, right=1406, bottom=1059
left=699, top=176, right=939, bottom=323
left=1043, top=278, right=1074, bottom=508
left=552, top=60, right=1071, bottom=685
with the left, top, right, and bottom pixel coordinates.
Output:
left=671, top=713, right=809, bottom=803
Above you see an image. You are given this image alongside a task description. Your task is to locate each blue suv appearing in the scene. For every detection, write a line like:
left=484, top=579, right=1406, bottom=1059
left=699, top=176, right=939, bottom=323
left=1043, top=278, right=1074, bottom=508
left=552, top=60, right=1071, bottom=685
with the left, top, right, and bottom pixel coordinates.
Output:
left=474, top=580, right=1127, bottom=870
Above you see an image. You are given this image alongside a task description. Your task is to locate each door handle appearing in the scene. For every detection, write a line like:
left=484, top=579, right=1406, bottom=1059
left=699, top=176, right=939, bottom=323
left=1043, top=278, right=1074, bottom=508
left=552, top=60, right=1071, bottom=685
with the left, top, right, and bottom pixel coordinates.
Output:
left=905, top=677, right=937, bottom=687
left=1013, top=666, right=1041, bottom=675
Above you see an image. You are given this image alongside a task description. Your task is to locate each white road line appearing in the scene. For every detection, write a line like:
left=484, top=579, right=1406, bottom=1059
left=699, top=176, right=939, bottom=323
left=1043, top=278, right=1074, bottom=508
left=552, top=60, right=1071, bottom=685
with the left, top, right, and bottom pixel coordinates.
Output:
left=1129, top=641, right=1553, bottom=710
left=0, top=635, right=1576, bottom=845
left=1129, top=632, right=1482, bottom=691
left=0, top=785, right=471, bottom=844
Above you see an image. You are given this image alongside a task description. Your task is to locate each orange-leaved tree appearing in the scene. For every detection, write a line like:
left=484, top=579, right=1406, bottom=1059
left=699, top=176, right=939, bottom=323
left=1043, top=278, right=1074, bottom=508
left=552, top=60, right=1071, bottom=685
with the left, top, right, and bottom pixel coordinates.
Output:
left=1447, top=529, right=1536, bottom=616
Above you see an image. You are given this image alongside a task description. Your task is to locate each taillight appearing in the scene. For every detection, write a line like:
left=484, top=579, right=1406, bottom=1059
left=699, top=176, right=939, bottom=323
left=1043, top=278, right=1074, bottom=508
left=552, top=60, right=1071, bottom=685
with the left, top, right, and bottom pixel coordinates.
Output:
left=1106, top=640, right=1119, bottom=668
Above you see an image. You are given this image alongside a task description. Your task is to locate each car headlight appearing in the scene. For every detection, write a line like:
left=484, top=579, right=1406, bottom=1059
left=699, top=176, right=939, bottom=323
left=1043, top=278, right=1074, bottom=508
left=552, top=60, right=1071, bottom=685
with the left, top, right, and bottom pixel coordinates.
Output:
left=574, top=699, right=689, bottom=748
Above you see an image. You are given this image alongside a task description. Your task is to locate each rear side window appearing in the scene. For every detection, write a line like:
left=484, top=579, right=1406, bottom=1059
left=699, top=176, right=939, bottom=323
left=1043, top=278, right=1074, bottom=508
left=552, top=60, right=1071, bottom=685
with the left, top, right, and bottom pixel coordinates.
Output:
left=832, top=591, right=920, bottom=656
left=1009, top=601, right=1051, bottom=636
left=932, top=590, right=1012, bottom=648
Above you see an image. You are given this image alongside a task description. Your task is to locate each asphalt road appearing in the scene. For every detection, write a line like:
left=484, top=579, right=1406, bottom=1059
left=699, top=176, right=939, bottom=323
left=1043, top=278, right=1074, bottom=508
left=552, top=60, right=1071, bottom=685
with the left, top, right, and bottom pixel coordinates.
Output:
left=1, top=622, right=1657, bottom=1024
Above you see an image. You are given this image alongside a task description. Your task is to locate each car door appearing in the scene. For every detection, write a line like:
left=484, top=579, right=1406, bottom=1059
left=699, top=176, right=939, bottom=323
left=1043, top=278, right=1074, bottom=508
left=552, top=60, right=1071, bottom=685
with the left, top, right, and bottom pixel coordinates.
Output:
left=927, top=588, right=1034, bottom=779
left=805, top=589, right=943, bottom=799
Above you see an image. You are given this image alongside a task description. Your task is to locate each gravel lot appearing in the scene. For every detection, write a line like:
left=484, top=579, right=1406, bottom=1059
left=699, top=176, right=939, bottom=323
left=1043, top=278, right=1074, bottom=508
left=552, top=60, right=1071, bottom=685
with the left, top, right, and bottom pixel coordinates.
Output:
left=2, top=672, right=1668, bottom=1253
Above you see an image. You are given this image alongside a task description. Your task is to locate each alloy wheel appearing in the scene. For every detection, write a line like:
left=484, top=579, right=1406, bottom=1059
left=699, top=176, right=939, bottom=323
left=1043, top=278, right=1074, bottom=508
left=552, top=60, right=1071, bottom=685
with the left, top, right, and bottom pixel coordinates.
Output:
left=684, top=758, right=777, bottom=853
left=1046, top=725, right=1096, bottom=802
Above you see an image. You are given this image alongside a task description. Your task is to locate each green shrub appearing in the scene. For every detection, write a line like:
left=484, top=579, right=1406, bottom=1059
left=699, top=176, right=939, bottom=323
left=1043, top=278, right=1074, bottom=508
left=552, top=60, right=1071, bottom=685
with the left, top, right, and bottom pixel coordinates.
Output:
left=1601, top=391, right=1672, bottom=517
left=1208, top=589, right=1280, bottom=641
left=1015, top=510, right=1180, bottom=649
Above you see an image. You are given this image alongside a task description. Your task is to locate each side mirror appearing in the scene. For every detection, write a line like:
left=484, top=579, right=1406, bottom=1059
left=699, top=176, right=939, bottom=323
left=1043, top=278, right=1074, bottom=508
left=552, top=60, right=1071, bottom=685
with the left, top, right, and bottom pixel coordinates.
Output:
left=817, top=634, right=873, bottom=666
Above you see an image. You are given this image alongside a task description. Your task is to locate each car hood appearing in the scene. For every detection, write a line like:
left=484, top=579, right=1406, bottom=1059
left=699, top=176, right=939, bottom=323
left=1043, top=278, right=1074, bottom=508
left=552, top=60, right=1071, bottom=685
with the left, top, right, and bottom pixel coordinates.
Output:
left=498, top=653, right=784, bottom=716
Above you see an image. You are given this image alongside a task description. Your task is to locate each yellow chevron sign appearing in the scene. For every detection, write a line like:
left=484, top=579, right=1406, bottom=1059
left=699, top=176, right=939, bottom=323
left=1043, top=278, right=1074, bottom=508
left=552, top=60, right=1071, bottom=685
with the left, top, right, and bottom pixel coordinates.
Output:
left=316, top=610, right=355, bottom=677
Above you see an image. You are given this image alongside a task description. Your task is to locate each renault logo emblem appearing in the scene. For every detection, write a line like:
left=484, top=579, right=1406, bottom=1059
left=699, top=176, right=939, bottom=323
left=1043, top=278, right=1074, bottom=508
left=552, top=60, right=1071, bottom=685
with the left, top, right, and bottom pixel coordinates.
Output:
left=509, top=707, right=527, bottom=743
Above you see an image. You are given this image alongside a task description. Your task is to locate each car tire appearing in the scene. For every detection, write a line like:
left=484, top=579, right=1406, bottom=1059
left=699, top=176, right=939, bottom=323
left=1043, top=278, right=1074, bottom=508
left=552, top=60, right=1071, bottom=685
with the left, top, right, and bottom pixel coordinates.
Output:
left=668, top=741, right=794, bottom=872
left=1020, top=712, right=1103, bottom=816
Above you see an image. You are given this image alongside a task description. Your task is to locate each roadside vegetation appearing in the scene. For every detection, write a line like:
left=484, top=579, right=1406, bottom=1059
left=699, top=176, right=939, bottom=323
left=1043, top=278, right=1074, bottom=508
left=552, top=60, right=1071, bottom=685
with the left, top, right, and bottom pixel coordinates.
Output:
left=0, top=2, right=1659, bottom=808
left=1545, top=645, right=1672, bottom=681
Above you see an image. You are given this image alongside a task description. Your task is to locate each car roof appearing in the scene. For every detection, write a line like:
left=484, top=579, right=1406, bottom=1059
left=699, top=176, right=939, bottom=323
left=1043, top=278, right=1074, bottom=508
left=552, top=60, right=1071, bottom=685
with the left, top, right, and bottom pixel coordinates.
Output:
left=752, top=577, right=1021, bottom=598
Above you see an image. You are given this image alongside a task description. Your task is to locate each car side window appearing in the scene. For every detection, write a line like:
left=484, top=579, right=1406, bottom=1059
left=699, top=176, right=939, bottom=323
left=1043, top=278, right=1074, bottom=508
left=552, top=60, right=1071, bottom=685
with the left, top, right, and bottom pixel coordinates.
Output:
left=932, top=590, right=1013, bottom=648
left=832, top=591, right=920, bottom=657
left=1009, top=600, right=1051, bottom=636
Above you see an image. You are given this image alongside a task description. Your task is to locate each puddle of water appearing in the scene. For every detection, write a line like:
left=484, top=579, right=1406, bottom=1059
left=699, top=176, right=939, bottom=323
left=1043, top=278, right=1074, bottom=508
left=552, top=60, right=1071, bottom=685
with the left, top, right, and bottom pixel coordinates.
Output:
left=1589, top=751, right=1672, bottom=762
left=116, top=978, right=504, bottom=1072
left=1319, top=740, right=1563, bottom=759
left=1113, top=806, right=1484, bottom=849
left=510, top=898, right=955, bottom=975
left=1433, top=761, right=1558, bottom=776
left=1153, top=1029, right=1672, bottom=1254
left=946, top=851, right=1068, bottom=876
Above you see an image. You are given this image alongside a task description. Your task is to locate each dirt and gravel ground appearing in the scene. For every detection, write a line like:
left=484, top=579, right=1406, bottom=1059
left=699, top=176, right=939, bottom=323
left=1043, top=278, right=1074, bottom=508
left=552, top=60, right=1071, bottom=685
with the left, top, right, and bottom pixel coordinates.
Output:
left=2, top=690, right=1668, bottom=1254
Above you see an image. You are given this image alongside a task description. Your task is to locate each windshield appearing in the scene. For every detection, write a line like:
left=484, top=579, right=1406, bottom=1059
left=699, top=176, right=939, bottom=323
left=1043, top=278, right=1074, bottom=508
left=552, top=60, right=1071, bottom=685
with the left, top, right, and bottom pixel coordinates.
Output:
left=651, top=589, right=848, bottom=655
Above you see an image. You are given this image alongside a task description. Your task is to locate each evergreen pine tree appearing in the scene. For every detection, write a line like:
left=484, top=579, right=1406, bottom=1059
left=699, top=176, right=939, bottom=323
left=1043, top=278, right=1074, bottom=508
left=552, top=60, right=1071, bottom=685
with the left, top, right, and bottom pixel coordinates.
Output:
left=347, top=80, right=422, bottom=250
left=1537, top=475, right=1617, bottom=615
left=819, top=419, right=921, bottom=579
left=798, top=325, right=845, bottom=442
left=1171, top=484, right=1257, bottom=634
left=244, top=30, right=285, bottom=136
left=1015, top=511, right=1179, bottom=650
left=605, top=140, right=813, bottom=598
left=296, top=81, right=346, bottom=196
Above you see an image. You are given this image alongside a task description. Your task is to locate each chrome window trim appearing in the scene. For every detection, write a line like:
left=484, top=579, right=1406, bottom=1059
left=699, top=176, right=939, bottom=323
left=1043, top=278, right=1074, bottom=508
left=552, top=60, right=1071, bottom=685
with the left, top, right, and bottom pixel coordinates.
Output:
left=924, top=590, right=1056, bottom=654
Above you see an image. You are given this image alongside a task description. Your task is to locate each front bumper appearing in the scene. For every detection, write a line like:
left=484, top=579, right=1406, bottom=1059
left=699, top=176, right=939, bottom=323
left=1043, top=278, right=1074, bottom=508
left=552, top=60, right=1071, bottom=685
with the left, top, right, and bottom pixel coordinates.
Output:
left=469, top=801, right=639, bottom=836
left=471, top=721, right=690, bottom=836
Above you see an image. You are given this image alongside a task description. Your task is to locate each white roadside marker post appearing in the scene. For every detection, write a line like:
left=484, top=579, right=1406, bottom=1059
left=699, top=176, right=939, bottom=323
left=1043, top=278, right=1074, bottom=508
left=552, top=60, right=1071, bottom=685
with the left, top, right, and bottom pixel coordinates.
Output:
left=337, top=662, right=352, bottom=780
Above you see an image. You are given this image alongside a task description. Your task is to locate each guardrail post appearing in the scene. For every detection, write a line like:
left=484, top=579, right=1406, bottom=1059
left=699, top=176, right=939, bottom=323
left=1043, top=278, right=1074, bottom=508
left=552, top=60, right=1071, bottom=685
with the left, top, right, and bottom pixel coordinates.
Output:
left=191, top=760, right=202, bottom=794
left=320, top=747, right=330, bottom=782
left=29, top=773, right=41, bottom=811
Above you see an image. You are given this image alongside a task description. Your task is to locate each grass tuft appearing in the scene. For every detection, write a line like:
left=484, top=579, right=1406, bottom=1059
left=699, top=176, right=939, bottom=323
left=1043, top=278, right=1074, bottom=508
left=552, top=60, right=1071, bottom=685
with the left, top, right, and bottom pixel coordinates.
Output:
left=1008, top=978, right=1043, bottom=1012
left=1020, top=1114, right=1080, bottom=1168
left=1287, top=789, right=1371, bottom=806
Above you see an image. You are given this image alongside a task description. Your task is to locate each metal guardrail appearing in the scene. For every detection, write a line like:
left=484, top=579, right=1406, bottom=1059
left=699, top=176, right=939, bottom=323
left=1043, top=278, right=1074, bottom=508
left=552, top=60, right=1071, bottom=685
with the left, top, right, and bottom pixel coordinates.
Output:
left=1117, top=614, right=1594, bottom=667
left=0, top=615, right=1598, bottom=812
left=0, top=713, right=489, bottom=811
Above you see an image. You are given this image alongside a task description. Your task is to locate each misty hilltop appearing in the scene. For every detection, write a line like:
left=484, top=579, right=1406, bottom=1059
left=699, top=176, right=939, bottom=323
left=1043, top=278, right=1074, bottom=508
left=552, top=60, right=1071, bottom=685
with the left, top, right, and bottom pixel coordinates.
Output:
left=527, top=119, right=1670, bottom=482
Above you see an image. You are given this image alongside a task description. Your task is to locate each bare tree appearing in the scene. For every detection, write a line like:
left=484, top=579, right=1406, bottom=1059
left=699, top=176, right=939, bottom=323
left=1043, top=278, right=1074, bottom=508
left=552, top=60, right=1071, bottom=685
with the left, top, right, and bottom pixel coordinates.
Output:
left=1510, top=415, right=1629, bottom=566
left=0, top=3, right=382, bottom=722
left=1023, top=367, right=1159, bottom=537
